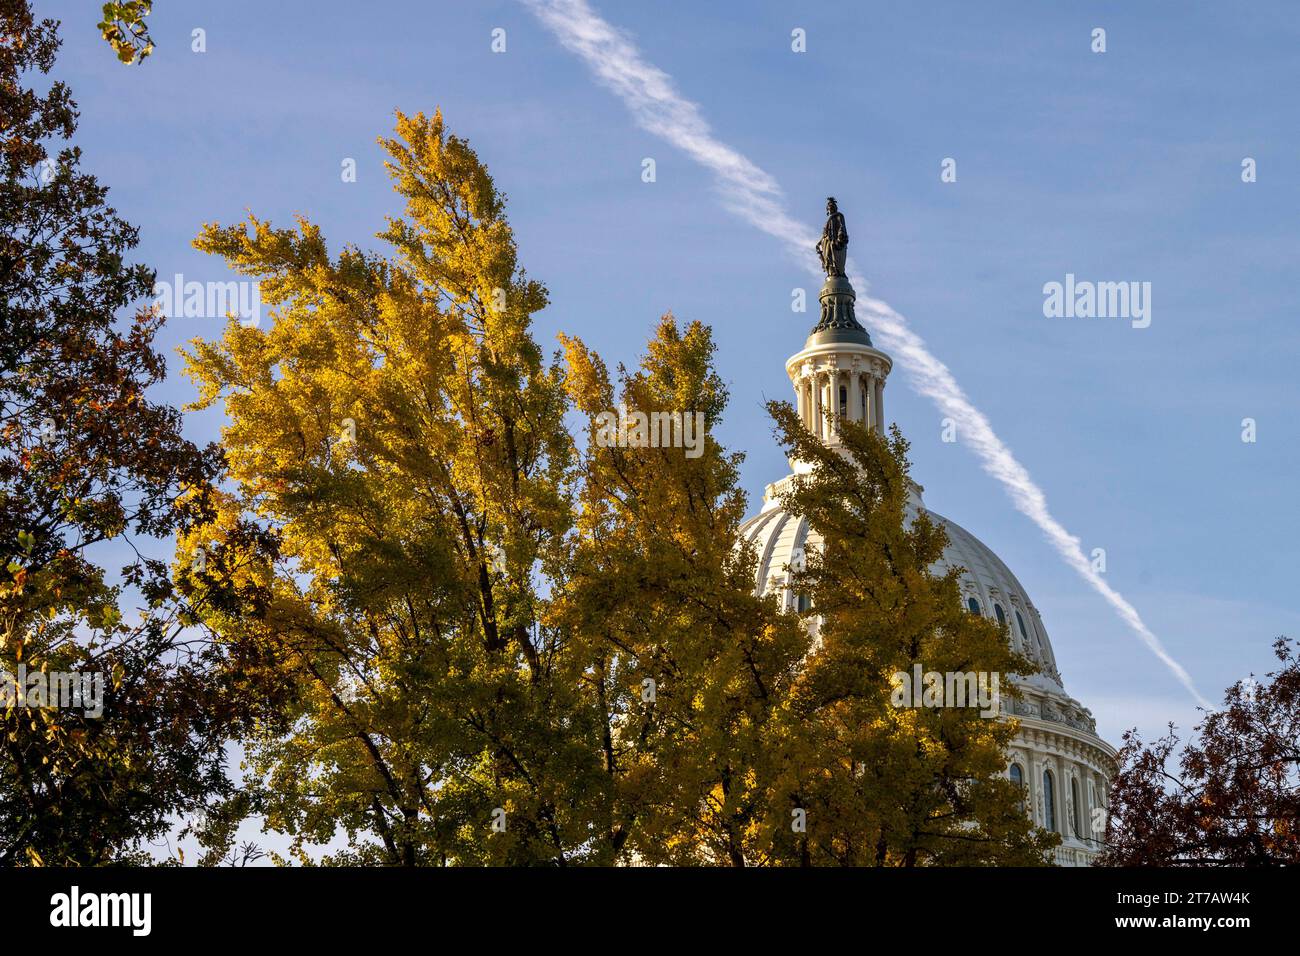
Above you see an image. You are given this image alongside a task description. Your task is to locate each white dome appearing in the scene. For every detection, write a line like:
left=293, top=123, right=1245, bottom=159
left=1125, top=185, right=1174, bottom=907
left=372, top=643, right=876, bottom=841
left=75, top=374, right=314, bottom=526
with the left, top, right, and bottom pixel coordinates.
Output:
left=740, top=477, right=1117, bottom=864
left=739, top=477, right=1089, bottom=716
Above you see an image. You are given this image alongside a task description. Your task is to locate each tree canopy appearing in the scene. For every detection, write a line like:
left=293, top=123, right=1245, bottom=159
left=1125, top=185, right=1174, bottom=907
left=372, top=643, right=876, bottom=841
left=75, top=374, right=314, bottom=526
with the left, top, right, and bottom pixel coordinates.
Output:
left=1099, top=637, right=1300, bottom=866
left=0, top=0, right=247, bottom=865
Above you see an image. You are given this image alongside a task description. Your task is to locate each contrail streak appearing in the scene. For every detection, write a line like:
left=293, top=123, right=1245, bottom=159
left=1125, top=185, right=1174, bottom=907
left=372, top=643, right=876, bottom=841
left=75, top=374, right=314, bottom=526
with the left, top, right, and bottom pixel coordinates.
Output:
left=523, top=0, right=1208, bottom=707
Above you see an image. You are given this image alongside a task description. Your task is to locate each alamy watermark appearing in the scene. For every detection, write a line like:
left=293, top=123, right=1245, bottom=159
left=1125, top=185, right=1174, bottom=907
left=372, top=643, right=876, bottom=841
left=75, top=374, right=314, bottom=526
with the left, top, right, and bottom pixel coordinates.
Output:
left=593, top=404, right=707, bottom=459
left=153, top=272, right=261, bottom=327
left=1042, top=273, right=1151, bottom=329
left=1, top=664, right=104, bottom=717
left=50, top=886, right=150, bottom=936
left=890, top=665, right=1001, bottom=718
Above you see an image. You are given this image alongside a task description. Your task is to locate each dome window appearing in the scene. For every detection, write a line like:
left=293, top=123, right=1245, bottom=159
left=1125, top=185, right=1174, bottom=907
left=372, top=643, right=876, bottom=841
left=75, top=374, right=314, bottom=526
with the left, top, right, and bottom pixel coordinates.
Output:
left=1071, top=777, right=1082, bottom=838
left=994, top=604, right=1006, bottom=627
left=1009, top=763, right=1025, bottom=812
left=966, top=597, right=981, bottom=615
left=796, top=593, right=812, bottom=613
left=1042, top=770, right=1057, bottom=832
left=1015, top=610, right=1035, bottom=654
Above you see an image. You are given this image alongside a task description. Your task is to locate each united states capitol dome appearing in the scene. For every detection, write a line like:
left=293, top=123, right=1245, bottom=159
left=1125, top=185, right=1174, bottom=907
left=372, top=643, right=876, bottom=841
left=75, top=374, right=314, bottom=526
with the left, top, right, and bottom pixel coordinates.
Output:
left=743, top=487, right=1070, bottom=699
left=744, top=202, right=1117, bottom=864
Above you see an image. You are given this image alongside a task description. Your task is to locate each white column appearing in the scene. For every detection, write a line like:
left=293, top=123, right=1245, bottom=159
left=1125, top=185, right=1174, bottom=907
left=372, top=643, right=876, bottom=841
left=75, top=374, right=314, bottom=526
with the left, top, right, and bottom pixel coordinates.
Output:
left=823, top=371, right=832, bottom=439
left=810, top=370, right=822, bottom=438
left=873, top=375, right=885, bottom=433
left=822, top=371, right=833, bottom=438
left=795, top=374, right=806, bottom=425
left=830, top=372, right=840, bottom=436
left=831, top=370, right=842, bottom=434
left=816, top=369, right=826, bottom=437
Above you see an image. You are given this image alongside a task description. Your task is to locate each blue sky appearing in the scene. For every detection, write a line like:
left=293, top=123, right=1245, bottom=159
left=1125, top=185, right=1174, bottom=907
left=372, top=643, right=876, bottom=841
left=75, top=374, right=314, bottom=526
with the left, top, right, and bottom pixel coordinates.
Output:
left=41, top=0, right=1300, bottom=752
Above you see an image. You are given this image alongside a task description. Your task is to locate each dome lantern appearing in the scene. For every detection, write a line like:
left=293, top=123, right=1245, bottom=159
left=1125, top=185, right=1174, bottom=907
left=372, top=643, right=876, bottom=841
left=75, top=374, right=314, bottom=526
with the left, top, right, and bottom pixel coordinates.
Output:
left=788, top=200, right=893, bottom=468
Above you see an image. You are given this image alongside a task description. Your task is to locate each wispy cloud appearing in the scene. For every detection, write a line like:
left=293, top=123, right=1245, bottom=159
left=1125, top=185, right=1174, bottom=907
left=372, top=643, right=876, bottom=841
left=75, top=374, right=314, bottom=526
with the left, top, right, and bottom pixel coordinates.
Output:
left=523, top=0, right=1209, bottom=708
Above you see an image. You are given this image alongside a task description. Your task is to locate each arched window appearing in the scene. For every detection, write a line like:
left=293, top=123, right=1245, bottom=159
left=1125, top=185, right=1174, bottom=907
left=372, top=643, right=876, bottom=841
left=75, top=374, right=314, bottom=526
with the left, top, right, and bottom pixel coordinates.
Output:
left=994, top=604, right=1006, bottom=627
left=838, top=384, right=847, bottom=417
left=796, top=593, right=812, bottom=614
left=967, top=597, right=981, bottom=615
left=1016, top=610, right=1034, bottom=654
left=1042, top=770, right=1056, bottom=832
left=1071, top=777, right=1082, bottom=838
left=1009, top=763, right=1024, bottom=812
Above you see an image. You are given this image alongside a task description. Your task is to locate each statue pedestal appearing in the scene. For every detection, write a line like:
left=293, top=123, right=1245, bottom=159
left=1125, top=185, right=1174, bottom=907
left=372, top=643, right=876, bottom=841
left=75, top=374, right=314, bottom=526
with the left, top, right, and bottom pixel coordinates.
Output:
left=811, top=274, right=870, bottom=343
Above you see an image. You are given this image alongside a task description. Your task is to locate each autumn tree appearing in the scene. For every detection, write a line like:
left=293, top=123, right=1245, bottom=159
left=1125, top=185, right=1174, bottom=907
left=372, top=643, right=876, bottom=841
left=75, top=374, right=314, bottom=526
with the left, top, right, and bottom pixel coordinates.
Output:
left=764, top=402, right=1058, bottom=865
left=1097, top=637, right=1300, bottom=866
left=554, top=318, right=809, bottom=865
left=0, top=0, right=244, bottom=864
left=185, top=110, right=610, bottom=865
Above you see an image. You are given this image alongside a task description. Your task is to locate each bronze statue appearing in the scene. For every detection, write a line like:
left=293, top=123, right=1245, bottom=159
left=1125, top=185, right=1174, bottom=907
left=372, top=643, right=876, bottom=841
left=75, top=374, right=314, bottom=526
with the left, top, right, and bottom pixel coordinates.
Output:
left=816, top=196, right=848, bottom=278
